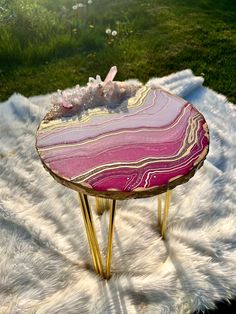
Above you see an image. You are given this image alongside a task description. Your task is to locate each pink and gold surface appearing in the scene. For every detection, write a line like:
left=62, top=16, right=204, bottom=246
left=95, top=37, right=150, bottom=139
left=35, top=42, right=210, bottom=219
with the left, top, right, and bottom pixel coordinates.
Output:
left=36, top=86, right=209, bottom=198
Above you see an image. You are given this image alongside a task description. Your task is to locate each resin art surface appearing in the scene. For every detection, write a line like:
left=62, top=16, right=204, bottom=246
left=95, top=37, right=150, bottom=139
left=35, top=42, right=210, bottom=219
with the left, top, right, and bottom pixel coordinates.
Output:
left=36, top=86, right=209, bottom=196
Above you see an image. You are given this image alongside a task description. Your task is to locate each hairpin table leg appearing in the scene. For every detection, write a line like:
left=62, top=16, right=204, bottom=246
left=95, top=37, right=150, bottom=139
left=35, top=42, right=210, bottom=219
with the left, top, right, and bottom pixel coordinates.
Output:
left=157, top=194, right=162, bottom=228
left=161, top=190, right=172, bottom=239
left=79, top=193, right=116, bottom=279
left=79, top=193, right=99, bottom=274
left=95, top=197, right=110, bottom=215
left=78, top=193, right=104, bottom=276
left=157, top=190, right=172, bottom=239
left=106, top=199, right=116, bottom=279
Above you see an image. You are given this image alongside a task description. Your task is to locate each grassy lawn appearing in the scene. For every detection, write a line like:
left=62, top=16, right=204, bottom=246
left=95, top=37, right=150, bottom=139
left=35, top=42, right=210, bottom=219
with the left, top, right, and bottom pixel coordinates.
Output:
left=0, top=0, right=235, bottom=103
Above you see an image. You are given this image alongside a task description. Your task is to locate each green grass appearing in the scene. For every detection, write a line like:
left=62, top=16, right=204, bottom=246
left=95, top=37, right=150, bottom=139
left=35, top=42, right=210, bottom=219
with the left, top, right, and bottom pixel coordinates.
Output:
left=0, top=0, right=235, bottom=103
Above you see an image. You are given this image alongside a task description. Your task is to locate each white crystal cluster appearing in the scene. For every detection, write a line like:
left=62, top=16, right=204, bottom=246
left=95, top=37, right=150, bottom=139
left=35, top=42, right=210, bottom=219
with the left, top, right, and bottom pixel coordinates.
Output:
left=49, top=74, right=142, bottom=120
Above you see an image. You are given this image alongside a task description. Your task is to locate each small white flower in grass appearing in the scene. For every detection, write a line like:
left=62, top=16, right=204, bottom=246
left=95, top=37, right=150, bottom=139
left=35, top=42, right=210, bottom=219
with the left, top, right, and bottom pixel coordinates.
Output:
left=88, top=0, right=93, bottom=4
left=78, top=3, right=84, bottom=7
left=106, top=28, right=112, bottom=34
left=111, top=30, right=117, bottom=36
left=72, top=5, right=78, bottom=10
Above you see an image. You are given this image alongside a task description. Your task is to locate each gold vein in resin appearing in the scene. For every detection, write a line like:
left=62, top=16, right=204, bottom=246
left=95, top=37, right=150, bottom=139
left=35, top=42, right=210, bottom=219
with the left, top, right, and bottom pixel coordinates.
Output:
left=71, top=114, right=203, bottom=183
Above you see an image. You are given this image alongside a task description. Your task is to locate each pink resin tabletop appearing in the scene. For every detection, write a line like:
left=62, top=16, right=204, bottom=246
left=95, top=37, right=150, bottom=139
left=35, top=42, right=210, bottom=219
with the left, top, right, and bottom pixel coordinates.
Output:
left=36, top=86, right=209, bottom=199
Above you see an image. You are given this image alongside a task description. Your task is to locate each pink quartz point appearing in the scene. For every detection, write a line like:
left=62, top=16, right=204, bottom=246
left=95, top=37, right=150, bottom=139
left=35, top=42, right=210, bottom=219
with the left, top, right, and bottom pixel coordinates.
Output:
left=104, top=66, right=118, bottom=84
left=62, top=102, right=73, bottom=109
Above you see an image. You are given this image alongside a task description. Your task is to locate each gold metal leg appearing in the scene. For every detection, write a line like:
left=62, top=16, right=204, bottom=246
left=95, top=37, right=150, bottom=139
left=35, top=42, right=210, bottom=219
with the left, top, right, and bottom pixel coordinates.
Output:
left=105, top=199, right=110, bottom=211
left=79, top=193, right=99, bottom=274
left=106, top=199, right=116, bottom=279
left=78, top=193, right=116, bottom=279
left=157, top=194, right=162, bottom=228
left=95, top=197, right=110, bottom=215
left=157, top=190, right=172, bottom=239
left=78, top=193, right=104, bottom=276
left=161, top=190, right=172, bottom=239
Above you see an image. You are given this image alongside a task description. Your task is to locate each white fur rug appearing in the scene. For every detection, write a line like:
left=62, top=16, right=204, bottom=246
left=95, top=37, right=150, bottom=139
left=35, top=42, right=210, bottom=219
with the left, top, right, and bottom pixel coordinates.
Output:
left=0, top=70, right=236, bottom=314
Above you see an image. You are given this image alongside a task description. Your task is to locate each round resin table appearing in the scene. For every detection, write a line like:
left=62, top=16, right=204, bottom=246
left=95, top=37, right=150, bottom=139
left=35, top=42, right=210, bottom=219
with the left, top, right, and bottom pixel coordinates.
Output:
left=36, top=86, right=209, bottom=279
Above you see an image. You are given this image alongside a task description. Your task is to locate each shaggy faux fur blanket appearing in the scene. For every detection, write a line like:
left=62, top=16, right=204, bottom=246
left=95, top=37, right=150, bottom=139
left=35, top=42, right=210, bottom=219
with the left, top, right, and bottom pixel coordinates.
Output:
left=0, top=70, right=235, bottom=314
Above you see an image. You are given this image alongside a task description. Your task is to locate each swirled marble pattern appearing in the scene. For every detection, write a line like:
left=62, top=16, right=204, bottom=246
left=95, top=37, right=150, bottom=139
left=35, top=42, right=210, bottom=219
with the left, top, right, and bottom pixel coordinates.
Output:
left=36, top=87, right=209, bottom=193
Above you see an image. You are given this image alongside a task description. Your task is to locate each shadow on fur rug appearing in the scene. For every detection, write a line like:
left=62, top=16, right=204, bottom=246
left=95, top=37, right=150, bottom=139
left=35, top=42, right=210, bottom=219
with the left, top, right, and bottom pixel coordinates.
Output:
left=0, top=70, right=235, bottom=313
